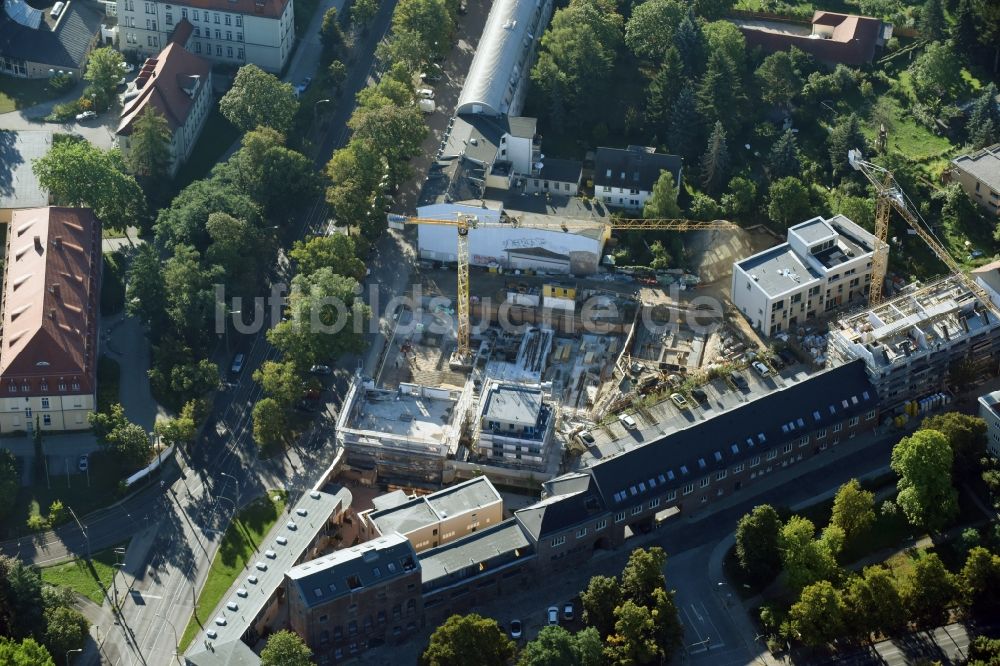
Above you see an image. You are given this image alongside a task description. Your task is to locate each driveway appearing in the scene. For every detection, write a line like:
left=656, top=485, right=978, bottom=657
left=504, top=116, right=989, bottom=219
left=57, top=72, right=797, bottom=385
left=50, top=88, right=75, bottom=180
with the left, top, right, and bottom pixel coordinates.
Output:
left=101, top=313, right=166, bottom=431
left=0, top=106, right=119, bottom=150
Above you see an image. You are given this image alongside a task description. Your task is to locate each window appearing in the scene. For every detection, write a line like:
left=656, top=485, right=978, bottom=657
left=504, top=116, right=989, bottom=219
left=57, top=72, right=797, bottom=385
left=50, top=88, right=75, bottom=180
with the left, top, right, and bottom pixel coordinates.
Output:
left=715, top=470, right=727, bottom=481
left=225, top=13, right=231, bottom=24
left=551, top=536, right=566, bottom=547
left=147, top=35, right=155, bottom=46
left=194, top=26, right=200, bottom=36
left=682, top=483, right=694, bottom=495
left=833, top=423, right=843, bottom=433
left=866, top=409, right=876, bottom=420
left=799, top=436, right=809, bottom=447
left=40, top=383, right=48, bottom=392
left=766, top=450, right=777, bottom=461
left=41, top=398, right=49, bottom=409
left=782, top=442, right=793, bottom=454
left=214, top=12, right=220, bottom=23
left=237, top=47, right=244, bottom=59
left=216, top=44, right=222, bottom=55
left=181, top=7, right=187, bottom=18
left=631, top=505, right=642, bottom=516
left=165, top=12, right=172, bottom=24
left=576, top=527, right=587, bottom=539
left=71, top=382, right=80, bottom=391
left=699, top=477, right=710, bottom=488
left=615, top=511, right=626, bottom=522
left=849, top=416, right=859, bottom=427
left=649, top=498, right=660, bottom=509
left=750, top=456, right=760, bottom=467
left=596, top=519, right=607, bottom=531
left=237, top=32, right=243, bottom=41
left=227, top=46, right=233, bottom=57
left=734, top=463, right=744, bottom=473
left=43, top=414, right=51, bottom=426
left=215, top=28, right=221, bottom=39
left=226, top=30, right=232, bottom=40
left=816, top=428, right=827, bottom=440
left=235, top=15, right=242, bottom=26
left=666, top=490, right=677, bottom=501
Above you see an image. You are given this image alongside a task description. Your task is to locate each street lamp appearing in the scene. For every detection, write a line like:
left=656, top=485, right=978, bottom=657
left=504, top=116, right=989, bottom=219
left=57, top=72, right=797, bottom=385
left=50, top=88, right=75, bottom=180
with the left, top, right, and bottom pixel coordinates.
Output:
left=219, top=472, right=240, bottom=505
left=313, top=98, right=331, bottom=125
left=155, top=612, right=183, bottom=664
left=65, top=648, right=82, bottom=666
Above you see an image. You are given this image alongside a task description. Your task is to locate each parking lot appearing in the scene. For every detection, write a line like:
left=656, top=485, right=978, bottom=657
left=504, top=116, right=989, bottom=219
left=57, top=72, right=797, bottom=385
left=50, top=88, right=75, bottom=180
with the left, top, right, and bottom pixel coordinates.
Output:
left=574, top=359, right=817, bottom=468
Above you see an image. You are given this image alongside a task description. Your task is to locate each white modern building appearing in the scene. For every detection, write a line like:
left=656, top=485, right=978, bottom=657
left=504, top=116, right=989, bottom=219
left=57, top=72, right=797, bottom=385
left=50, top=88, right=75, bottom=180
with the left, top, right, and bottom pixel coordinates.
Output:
left=116, top=0, right=294, bottom=72
left=593, top=146, right=682, bottom=212
left=473, top=381, right=554, bottom=468
left=455, top=0, right=554, bottom=117
left=732, top=215, right=877, bottom=336
left=117, top=37, right=212, bottom=176
left=978, top=390, right=1000, bottom=459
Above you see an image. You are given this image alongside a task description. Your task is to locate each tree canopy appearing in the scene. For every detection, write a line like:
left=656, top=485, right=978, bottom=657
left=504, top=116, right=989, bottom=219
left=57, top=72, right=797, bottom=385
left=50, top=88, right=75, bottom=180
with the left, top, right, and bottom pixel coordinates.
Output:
left=420, top=614, right=515, bottom=666
left=89, top=403, right=152, bottom=467
left=643, top=170, right=681, bottom=219
left=220, top=64, right=299, bottom=133
left=83, top=47, right=125, bottom=110
left=831, top=479, right=876, bottom=540
left=624, top=0, right=685, bottom=61
left=891, top=429, right=959, bottom=531
left=735, top=504, right=783, bottom=585
left=260, top=630, right=314, bottom=666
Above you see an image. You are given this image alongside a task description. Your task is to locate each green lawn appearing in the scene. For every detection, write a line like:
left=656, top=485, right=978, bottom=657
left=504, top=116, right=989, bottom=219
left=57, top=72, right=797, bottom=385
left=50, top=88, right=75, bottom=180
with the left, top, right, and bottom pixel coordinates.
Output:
left=179, top=491, right=288, bottom=651
left=40, top=542, right=128, bottom=604
left=861, top=94, right=954, bottom=166
left=1, top=450, right=124, bottom=539
left=97, top=356, right=122, bottom=414
left=173, top=105, right=240, bottom=188
left=0, top=75, right=63, bottom=114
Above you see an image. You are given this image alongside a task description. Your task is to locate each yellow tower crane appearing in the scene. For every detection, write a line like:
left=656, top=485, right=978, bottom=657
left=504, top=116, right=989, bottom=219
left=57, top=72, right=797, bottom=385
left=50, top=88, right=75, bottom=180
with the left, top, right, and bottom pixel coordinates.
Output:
left=387, top=212, right=738, bottom=362
left=848, top=149, right=998, bottom=313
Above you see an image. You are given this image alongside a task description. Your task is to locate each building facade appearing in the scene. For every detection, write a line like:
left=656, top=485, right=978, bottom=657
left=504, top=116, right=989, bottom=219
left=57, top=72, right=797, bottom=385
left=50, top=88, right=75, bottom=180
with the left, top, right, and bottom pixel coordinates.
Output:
left=0, top=207, right=101, bottom=432
left=733, top=215, right=876, bottom=336
left=116, top=0, right=294, bottom=72
left=474, top=382, right=554, bottom=467
left=0, top=0, right=102, bottom=79
left=950, top=144, right=1000, bottom=218
left=978, top=390, right=1000, bottom=459
left=593, top=146, right=682, bottom=212
left=117, top=36, right=212, bottom=176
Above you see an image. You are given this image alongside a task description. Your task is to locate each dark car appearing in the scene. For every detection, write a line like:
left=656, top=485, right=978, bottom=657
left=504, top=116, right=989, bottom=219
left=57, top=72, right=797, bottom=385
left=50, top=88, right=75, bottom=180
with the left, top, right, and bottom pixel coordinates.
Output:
left=729, top=370, right=749, bottom=389
left=778, top=348, right=797, bottom=366
left=691, top=388, right=708, bottom=403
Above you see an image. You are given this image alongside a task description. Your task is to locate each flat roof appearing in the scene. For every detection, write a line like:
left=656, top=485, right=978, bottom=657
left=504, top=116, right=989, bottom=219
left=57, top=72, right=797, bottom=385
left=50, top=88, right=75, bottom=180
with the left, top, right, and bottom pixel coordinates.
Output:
left=286, top=534, right=419, bottom=608
left=0, top=130, right=51, bottom=211
left=953, top=144, right=1000, bottom=193
left=481, top=384, right=543, bottom=425
left=346, top=389, right=458, bottom=443
left=737, top=243, right=820, bottom=297
left=419, top=520, right=533, bottom=589
left=190, top=489, right=351, bottom=652
left=370, top=477, right=501, bottom=536
left=791, top=217, right=837, bottom=246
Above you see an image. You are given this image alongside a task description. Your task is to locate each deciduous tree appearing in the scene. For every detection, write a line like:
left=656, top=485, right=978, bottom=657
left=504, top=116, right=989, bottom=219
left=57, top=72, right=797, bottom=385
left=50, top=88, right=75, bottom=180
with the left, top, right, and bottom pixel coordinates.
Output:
left=260, top=630, right=313, bottom=666
left=831, top=479, right=876, bottom=540
left=703, top=20, right=745, bottom=72
left=42, top=606, right=88, bottom=659
left=220, top=64, right=299, bottom=133
left=227, top=127, right=320, bottom=220
left=0, top=556, right=44, bottom=639
left=643, top=170, right=681, bottom=219
left=351, top=0, right=378, bottom=29
left=843, top=566, right=906, bottom=638
left=620, top=547, right=667, bottom=608
left=518, top=626, right=576, bottom=666
left=580, top=574, right=622, bottom=639
left=252, top=398, right=287, bottom=449
left=722, top=176, right=757, bottom=218
left=125, top=106, right=172, bottom=191
left=290, top=234, right=367, bottom=280
left=253, top=361, right=303, bottom=408
left=0, top=450, right=18, bottom=523
left=891, top=429, right=959, bottom=531
left=90, top=404, right=152, bottom=467
left=900, top=552, right=956, bottom=626
left=788, top=580, right=844, bottom=646
left=780, top=516, right=840, bottom=591
left=320, top=7, right=344, bottom=58
left=0, top=637, right=54, bottom=666
left=624, top=0, right=685, bottom=61
left=348, top=104, right=427, bottom=185
left=920, top=412, right=987, bottom=478
left=909, top=41, right=963, bottom=102
left=420, top=614, right=515, bottom=666
left=735, top=505, right=783, bottom=585
left=960, top=546, right=1000, bottom=615
left=604, top=601, right=659, bottom=665
left=767, top=177, right=811, bottom=228
left=83, top=47, right=125, bottom=109
left=392, top=0, right=453, bottom=59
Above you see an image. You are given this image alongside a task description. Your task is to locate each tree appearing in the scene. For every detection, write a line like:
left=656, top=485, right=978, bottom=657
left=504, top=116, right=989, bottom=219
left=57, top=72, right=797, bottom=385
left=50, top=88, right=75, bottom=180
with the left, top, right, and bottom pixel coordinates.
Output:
left=767, top=129, right=800, bottom=181
left=843, top=566, right=906, bottom=638
left=219, top=64, right=299, bottom=133
left=0, top=450, right=18, bottom=523
left=32, top=140, right=146, bottom=232
left=573, top=627, right=604, bottom=666
left=703, top=20, right=746, bottom=72
left=153, top=410, right=197, bottom=450
left=351, top=0, right=378, bottom=28
left=827, top=113, right=866, bottom=178
left=125, top=106, right=171, bottom=187
left=891, top=429, right=959, bottom=531
left=831, top=479, right=876, bottom=541
left=920, top=0, right=946, bottom=40
left=0, top=556, right=44, bottom=640
left=788, top=580, right=844, bottom=646
left=126, top=244, right=168, bottom=334
left=42, top=606, right=88, bottom=659
left=668, top=84, right=701, bottom=165
left=328, top=60, right=348, bottom=93
left=348, top=104, right=427, bottom=184
left=700, top=121, right=729, bottom=196
left=696, top=50, right=740, bottom=135
left=693, top=0, right=736, bottom=20
left=605, top=601, right=659, bottom=665
left=153, top=171, right=261, bottom=252
left=960, top=546, right=1000, bottom=615
left=580, top=574, right=622, bottom=638
left=620, top=547, right=667, bottom=608
left=624, top=0, right=685, bottom=61
left=518, top=626, right=577, bottom=666
left=966, top=83, right=1000, bottom=149
left=227, top=127, right=320, bottom=220
left=920, top=412, right=987, bottom=478
left=645, top=47, right=682, bottom=138
left=736, top=505, right=783, bottom=585
left=377, top=28, right=427, bottom=70
left=290, top=234, right=366, bottom=281
left=392, top=0, right=454, bottom=58
left=260, top=630, right=313, bottom=666
left=252, top=398, right=285, bottom=449
left=722, top=176, right=757, bottom=218
left=756, top=51, right=802, bottom=109
left=779, top=516, right=840, bottom=591
left=320, top=7, right=344, bottom=58
left=952, top=0, right=977, bottom=55
left=910, top=41, right=962, bottom=102
left=968, top=636, right=1000, bottom=666
left=643, top=171, right=681, bottom=219
left=901, top=552, right=956, bottom=626
left=767, top=177, right=811, bottom=228
left=83, top=47, right=125, bottom=109
left=0, top=637, right=55, bottom=666
left=650, top=586, right=684, bottom=658
left=162, top=244, right=224, bottom=347
left=672, top=12, right=706, bottom=78
left=89, top=404, right=152, bottom=467
left=204, top=211, right=267, bottom=297
left=253, top=360, right=303, bottom=408
left=420, top=614, right=515, bottom=666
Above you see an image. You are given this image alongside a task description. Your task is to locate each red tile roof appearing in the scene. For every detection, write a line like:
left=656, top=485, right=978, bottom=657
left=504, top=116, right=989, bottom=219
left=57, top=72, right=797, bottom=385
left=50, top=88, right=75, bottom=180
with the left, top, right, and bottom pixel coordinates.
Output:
left=0, top=207, right=101, bottom=396
left=169, top=17, right=194, bottom=46
left=117, top=41, right=210, bottom=136
left=739, top=11, right=884, bottom=66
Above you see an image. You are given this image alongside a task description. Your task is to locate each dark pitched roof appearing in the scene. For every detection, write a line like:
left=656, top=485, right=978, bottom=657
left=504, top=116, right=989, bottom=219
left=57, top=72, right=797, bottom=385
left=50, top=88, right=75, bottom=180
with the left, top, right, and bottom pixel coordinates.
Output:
left=515, top=474, right=607, bottom=539
left=538, top=158, right=582, bottom=185
left=170, top=17, right=194, bottom=46
left=420, top=520, right=533, bottom=589
left=586, top=360, right=877, bottom=511
left=594, top=146, right=682, bottom=192
left=0, top=0, right=101, bottom=69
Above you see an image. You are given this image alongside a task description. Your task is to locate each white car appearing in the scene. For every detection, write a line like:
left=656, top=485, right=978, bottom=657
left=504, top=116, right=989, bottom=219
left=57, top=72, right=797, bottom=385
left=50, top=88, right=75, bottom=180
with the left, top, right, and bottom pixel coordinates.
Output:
left=751, top=361, right=771, bottom=377
left=75, top=110, right=96, bottom=122
left=214, top=617, right=227, bottom=626
left=226, top=601, right=238, bottom=611
left=296, top=508, right=308, bottom=517
left=247, top=575, right=259, bottom=584
left=618, top=413, right=638, bottom=429
left=547, top=606, right=559, bottom=625
left=255, top=562, right=267, bottom=571
left=509, top=619, right=522, bottom=639
left=264, top=549, right=277, bottom=559
left=236, top=588, right=248, bottom=597
left=206, top=629, right=218, bottom=639
left=417, top=88, right=435, bottom=100
left=286, top=521, right=298, bottom=530
left=670, top=393, right=689, bottom=409
left=276, top=536, right=288, bottom=545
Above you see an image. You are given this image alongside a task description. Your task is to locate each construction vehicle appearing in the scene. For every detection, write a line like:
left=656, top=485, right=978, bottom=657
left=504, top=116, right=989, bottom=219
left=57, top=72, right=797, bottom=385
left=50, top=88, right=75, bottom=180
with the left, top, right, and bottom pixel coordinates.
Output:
left=387, top=212, right=737, bottom=363
left=848, top=149, right=998, bottom=314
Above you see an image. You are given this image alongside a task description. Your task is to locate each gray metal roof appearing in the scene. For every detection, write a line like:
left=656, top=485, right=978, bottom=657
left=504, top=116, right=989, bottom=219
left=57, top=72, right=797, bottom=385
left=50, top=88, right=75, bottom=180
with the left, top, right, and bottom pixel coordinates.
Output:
left=185, top=639, right=260, bottom=666
left=456, top=0, right=543, bottom=116
left=736, top=243, right=820, bottom=298
left=481, top=384, right=543, bottom=426
left=369, top=477, right=502, bottom=536
left=537, top=158, right=582, bottom=184
left=0, top=0, right=101, bottom=69
left=419, top=519, right=533, bottom=590
left=953, top=144, right=1000, bottom=193
left=0, top=130, right=51, bottom=211
left=515, top=477, right=605, bottom=539
left=286, top=534, right=419, bottom=609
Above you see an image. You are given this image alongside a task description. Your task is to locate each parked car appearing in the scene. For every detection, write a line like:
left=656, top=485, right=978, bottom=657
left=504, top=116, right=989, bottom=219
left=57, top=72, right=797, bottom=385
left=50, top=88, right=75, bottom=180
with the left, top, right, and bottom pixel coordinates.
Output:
left=230, top=353, right=245, bottom=374
left=691, top=388, right=708, bottom=403
left=236, top=588, right=248, bottom=597
left=417, top=88, right=435, bottom=100
left=309, top=364, right=332, bottom=375
left=729, top=370, right=749, bottom=389
left=547, top=606, right=559, bottom=625
left=78, top=455, right=89, bottom=472
left=264, top=549, right=277, bottom=559
left=509, top=619, right=522, bottom=639
left=420, top=65, right=443, bottom=82
left=75, top=110, right=96, bottom=122
left=294, top=76, right=312, bottom=97
left=226, top=601, right=238, bottom=611
left=578, top=430, right=595, bottom=444
left=670, top=392, right=689, bottom=409
left=563, top=603, right=574, bottom=621
left=214, top=616, right=227, bottom=626
left=778, top=348, right=797, bottom=366
left=418, top=98, right=436, bottom=114
left=246, top=575, right=259, bottom=584
left=618, top=413, right=638, bottom=429
left=751, top=361, right=771, bottom=377
left=666, top=373, right=682, bottom=388
left=120, top=61, right=135, bottom=73
left=255, top=562, right=268, bottom=571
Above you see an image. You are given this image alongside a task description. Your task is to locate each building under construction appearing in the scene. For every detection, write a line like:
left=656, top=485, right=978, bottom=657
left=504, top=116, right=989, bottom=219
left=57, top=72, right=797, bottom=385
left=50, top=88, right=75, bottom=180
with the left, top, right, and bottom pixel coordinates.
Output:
left=826, top=275, right=1000, bottom=409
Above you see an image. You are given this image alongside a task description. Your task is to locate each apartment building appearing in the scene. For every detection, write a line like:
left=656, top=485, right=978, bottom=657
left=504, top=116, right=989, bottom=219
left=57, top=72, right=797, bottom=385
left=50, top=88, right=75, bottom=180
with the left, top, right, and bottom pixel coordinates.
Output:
left=0, top=207, right=101, bottom=433
left=473, top=382, right=554, bottom=468
left=978, top=390, right=1000, bottom=459
left=950, top=144, right=1000, bottom=217
left=733, top=215, right=876, bottom=336
left=358, top=476, right=503, bottom=552
left=116, top=0, right=294, bottom=72
left=827, top=275, right=1000, bottom=410
left=593, top=146, right=682, bottom=212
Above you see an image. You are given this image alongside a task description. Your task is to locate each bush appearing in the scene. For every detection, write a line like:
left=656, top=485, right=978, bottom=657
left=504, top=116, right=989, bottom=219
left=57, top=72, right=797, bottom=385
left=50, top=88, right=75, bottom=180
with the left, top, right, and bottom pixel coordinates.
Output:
left=26, top=514, right=49, bottom=531
left=49, top=73, right=75, bottom=94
